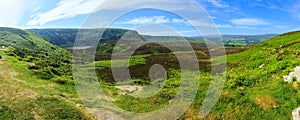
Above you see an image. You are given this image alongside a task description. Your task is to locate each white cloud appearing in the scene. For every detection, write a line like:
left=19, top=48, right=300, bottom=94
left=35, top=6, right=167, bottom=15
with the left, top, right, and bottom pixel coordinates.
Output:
left=204, top=0, right=229, bottom=8
left=122, top=16, right=217, bottom=28
left=172, top=19, right=186, bottom=24
left=32, top=6, right=42, bottom=13
left=0, top=0, right=25, bottom=27
left=230, top=18, right=270, bottom=26
left=123, top=16, right=170, bottom=24
left=185, top=20, right=216, bottom=27
left=274, top=25, right=290, bottom=29
left=216, top=24, right=234, bottom=28
left=28, top=0, right=203, bottom=26
left=122, top=16, right=190, bottom=25
left=28, top=0, right=105, bottom=26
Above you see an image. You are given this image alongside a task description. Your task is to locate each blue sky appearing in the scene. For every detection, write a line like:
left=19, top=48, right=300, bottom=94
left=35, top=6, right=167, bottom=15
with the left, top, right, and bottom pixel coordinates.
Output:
left=1, top=0, right=300, bottom=36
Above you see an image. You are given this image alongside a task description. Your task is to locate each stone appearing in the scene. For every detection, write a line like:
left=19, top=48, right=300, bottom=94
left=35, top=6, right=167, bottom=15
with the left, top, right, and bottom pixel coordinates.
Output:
left=76, top=104, right=82, bottom=108
left=290, top=72, right=296, bottom=77
left=284, top=75, right=293, bottom=83
left=295, top=66, right=300, bottom=82
left=283, top=66, right=300, bottom=83
left=259, top=64, right=265, bottom=68
left=292, top=107, right=300, bottom=120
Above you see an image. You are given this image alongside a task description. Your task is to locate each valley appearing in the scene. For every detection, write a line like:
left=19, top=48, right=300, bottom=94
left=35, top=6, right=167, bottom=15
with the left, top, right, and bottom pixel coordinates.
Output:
left=0, top=27, right=299, bottom=119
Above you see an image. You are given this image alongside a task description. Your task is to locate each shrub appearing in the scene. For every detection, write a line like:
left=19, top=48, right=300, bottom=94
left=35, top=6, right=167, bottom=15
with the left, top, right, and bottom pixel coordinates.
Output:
left=34, top=67, right=54, bottom=80
left=22, top=56, right=35, bottom=62
left=6, top=46, right=15, bottom=56
left=52, top=77, right=67, bottom=84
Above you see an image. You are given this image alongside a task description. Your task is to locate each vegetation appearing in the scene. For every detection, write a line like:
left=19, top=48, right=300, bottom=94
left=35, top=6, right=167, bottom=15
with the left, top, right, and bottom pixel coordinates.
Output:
left=85, top=31, right=299, bottom=119
left=190, top=31, right=300, bottom=119
left=0, top=50, right=91, bottom=119
left=28, top=28, right=275, bottom=48
left=0, top=27, right=72, bottom=82
left=28, top=28, right=145, bottom=47
left=0, top=27, right=299, bottom=119
left=193, top=34, right=277, bottom=46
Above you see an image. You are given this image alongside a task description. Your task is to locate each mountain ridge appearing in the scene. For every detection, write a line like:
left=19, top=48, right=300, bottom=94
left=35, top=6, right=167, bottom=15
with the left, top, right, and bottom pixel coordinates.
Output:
left=28, top=28, right=277, bottom=47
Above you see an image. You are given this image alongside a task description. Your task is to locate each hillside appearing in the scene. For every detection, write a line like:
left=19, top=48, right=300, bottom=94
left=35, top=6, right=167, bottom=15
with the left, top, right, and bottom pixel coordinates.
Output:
left=198, top=31, right=300, bottom=119
left=0, top=27, right=72, bottom=80
left=0, top=28, right=93, bottom=119
left=28, top=28, right=145, bottom=47
left=193, top=34, right=277, bottom=46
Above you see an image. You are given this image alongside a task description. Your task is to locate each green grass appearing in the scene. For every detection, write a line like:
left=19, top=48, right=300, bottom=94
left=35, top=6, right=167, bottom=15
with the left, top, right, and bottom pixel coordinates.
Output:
left=2, top=27, right=300, bottom=119
left=76, top=31, right=300, bottom=119
left=193, top=31, right=300, bottom=119
left=92, top=55, right=149, bottom=68
left=0, top=50, right=91, bottom=119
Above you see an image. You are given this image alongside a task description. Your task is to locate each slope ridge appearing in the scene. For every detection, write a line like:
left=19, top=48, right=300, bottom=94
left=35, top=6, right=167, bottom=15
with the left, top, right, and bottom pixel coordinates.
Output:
left=204, top=31, right=300, bottom=119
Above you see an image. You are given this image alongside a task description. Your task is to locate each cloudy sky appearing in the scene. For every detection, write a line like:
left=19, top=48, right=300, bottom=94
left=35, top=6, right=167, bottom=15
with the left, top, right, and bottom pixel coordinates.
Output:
left=1, top=0, right=300, bottom=36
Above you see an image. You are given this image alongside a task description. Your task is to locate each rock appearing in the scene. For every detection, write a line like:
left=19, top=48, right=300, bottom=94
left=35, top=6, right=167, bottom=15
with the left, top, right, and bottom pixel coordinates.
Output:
left=292, top=107, right=300, bottom=120
left=290, top=72, right=296, bottom=77
left=76, top=104, right=82, bottom=108
left=284, top=75, right=293, bottom=83
left=105, top=114, right=112, bottom=120
left=283, top=66, right=300, bottom=83
left=295, top=66, right=300, bottom=82
left=259, top=64, right=265, bottom=68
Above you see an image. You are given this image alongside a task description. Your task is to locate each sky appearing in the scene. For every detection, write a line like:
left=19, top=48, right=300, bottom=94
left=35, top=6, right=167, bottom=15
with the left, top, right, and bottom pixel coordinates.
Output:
left=1, top=0, right=300, bottom=36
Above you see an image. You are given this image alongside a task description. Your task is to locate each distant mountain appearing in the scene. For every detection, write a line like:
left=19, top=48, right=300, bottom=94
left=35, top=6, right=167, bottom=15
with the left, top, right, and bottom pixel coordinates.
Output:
left=193, top=34, right=278, bottom=46
left=28, top=28, right=145, bottom=47
left=28, top=28, right=277, bottom=48
left=141, top=35, right=205, bottom=43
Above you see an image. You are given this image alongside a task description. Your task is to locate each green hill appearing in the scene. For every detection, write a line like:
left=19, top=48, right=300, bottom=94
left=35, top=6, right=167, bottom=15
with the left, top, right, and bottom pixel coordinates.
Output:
left=197, top=31, right=300, bottom=119
left=0, top=28, right=92, bottom=119
left=0, top=27, right=72, bottom=80
left=28, top=28, right=145, bottom=47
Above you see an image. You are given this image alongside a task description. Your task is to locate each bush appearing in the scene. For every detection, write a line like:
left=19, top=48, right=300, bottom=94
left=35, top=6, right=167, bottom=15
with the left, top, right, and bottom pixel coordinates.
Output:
left=34, top=67, right=54, bottom=80
left=22, top=56, right=35, bottom=62
left=52, top=77, right=67, bottom=84
left=6, top=46, right=15, bottom=56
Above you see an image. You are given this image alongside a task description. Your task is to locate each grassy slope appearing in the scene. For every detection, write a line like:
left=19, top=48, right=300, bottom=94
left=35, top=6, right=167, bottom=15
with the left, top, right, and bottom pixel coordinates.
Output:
left=0, top=28, right=92, bottom=119
left=0, top=50, right=92, bottom=119
left=0, top=27, right=75, bottom=86
left=193, top=31, right=300, bottom=119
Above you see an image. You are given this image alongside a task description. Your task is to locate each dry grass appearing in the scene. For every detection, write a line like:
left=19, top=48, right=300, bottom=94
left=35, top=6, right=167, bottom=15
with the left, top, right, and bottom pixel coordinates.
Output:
left=254, top=96, right=278, bottom=110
